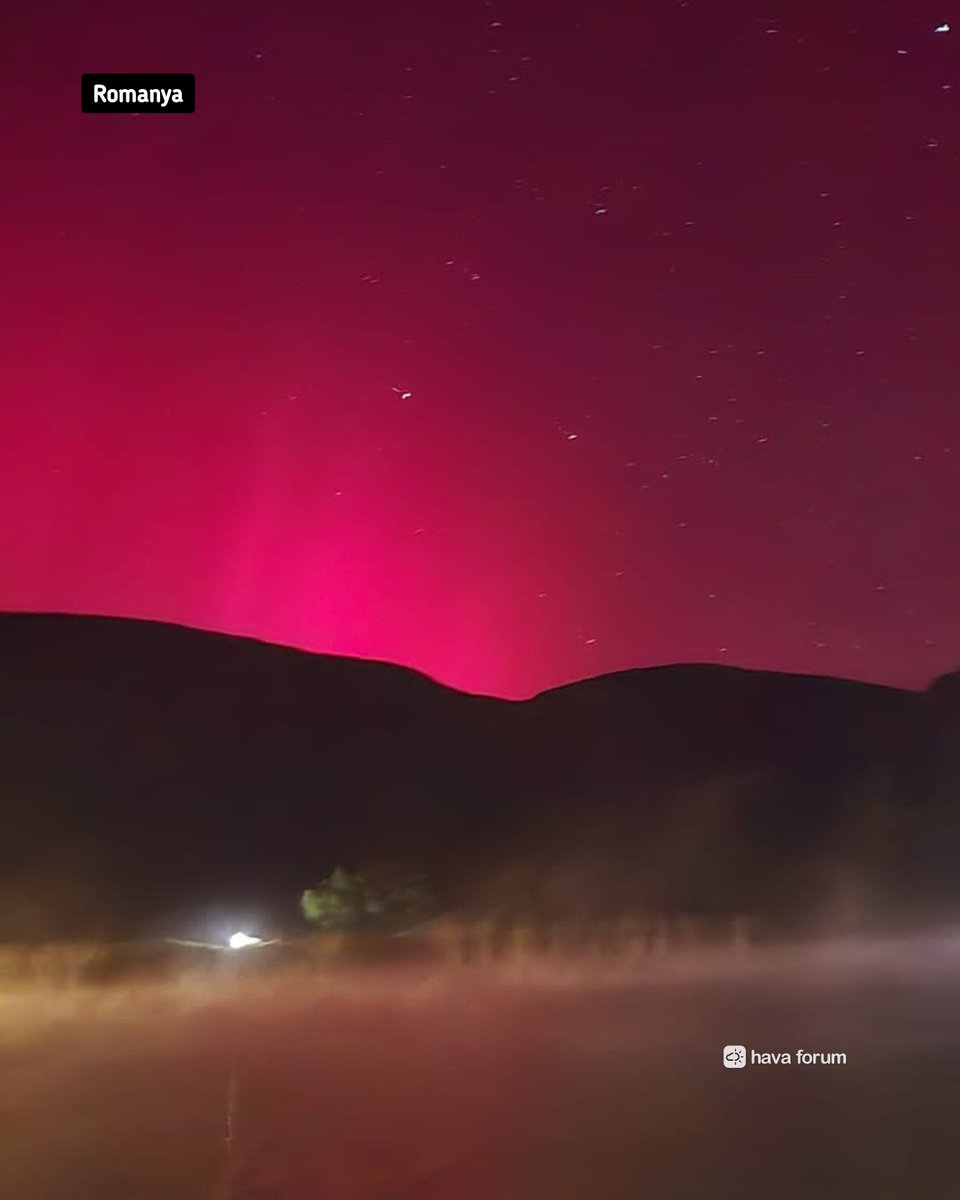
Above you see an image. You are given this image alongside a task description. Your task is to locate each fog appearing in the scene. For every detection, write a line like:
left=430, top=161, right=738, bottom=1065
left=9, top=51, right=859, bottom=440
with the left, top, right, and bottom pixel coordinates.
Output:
left=3, top=938, right=960, bottom=1198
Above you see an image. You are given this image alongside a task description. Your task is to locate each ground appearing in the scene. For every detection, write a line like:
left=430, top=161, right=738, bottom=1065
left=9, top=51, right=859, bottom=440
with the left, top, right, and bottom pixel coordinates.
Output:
left=1, top=942, right=959, bottom=1198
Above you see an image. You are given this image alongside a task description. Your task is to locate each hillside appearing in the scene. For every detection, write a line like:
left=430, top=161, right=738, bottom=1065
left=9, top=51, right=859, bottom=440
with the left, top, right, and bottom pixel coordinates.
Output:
left=0, top=613, right=957, bottom=939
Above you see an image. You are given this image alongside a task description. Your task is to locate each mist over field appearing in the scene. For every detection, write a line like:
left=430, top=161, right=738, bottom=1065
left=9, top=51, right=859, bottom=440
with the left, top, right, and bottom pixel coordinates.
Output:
left=3, top=940, right=960, bottom=1200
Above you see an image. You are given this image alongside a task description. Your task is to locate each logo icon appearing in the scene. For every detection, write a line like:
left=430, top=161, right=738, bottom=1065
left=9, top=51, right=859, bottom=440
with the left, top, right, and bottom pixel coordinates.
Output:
left=723, top=1044, right=746, bottom=1068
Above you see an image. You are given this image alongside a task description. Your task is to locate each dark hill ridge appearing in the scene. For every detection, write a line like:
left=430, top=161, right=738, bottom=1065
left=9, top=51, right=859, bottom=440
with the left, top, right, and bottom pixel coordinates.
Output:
left=525, top=662, right=912, bottom=765
left=0, top=612, right=957, bottom=939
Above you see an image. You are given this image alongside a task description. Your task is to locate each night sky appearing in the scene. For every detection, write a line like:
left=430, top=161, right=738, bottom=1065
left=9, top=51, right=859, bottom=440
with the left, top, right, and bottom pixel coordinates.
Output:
left=2, top=1, right=958, bottom=698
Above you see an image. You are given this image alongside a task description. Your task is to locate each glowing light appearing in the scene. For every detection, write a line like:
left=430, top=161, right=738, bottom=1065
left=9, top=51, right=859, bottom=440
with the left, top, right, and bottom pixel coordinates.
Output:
left=228, top=931, right=263, bottom=949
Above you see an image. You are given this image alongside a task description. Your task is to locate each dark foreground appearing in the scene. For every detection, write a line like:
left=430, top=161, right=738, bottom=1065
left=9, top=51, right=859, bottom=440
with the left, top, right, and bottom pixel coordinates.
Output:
left=2, top=941, right=960, bottom=1199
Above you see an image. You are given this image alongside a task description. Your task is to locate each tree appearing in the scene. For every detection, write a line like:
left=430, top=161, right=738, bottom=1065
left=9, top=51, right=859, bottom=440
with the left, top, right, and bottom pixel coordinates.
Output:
left=300, top=866, right=433, bottom=930
left=300, top=867, right=378, bottom=930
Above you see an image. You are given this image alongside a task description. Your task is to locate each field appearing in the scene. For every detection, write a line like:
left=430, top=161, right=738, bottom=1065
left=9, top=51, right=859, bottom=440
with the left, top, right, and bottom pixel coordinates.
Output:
left=2, top=941, right=959, bottom=1199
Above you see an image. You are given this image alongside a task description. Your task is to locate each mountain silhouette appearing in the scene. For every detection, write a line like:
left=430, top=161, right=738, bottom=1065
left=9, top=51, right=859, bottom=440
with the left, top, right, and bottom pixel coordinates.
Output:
left=0, top=613, right=956, bottom=939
